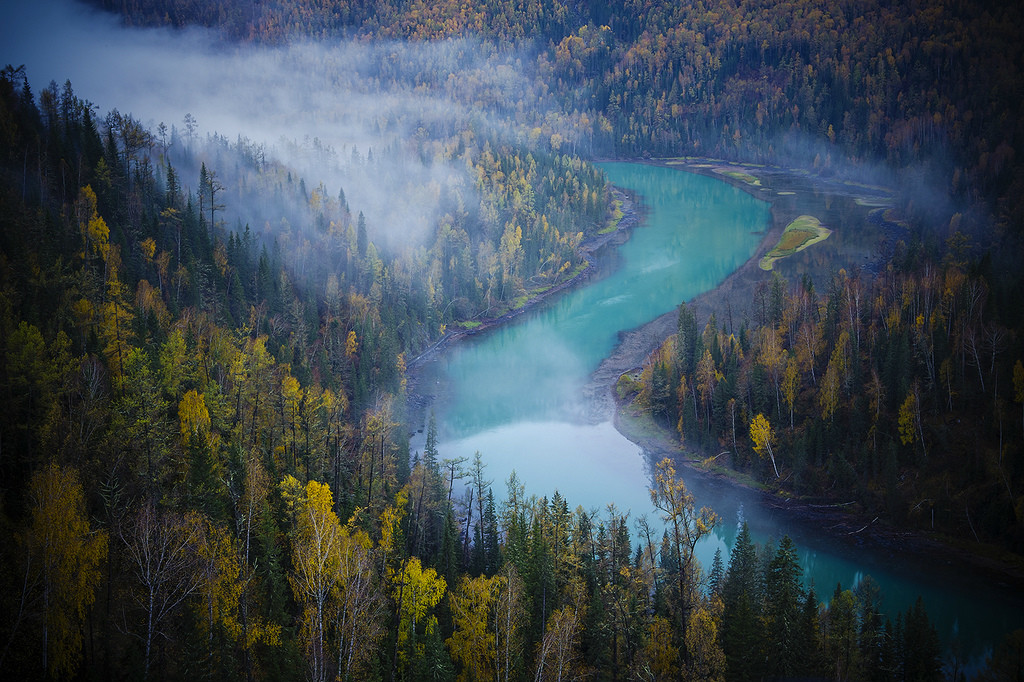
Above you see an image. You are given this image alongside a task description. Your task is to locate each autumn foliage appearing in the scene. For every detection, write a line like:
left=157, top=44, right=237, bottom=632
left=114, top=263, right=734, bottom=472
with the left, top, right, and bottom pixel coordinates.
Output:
left=3, top=0, right=1024, bottom=678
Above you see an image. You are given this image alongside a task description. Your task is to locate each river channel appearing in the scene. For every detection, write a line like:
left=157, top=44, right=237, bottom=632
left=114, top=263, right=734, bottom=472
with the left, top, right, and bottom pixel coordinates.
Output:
left=413, top=161, right=1024, bottom=669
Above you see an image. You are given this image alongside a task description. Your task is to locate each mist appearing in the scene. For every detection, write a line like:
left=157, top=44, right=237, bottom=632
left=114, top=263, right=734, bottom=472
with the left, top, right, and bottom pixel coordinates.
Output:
left=0, top=0, right=558, bottom=252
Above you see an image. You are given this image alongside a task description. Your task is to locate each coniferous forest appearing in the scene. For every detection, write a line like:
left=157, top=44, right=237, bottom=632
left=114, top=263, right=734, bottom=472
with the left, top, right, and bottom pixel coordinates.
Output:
left=2, top=0, right=1024, bottom=680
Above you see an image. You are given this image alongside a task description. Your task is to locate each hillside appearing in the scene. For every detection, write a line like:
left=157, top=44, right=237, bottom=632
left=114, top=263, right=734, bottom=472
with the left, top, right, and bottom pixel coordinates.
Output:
left=1, top=0, right=1022, bottom=680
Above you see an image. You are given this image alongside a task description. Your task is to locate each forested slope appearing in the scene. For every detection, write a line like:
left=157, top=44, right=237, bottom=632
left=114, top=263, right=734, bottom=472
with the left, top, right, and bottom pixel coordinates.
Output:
left=2, top=0, right=1023, bottom=679
left=92, top=0, right=1024, bottom=233
left=625, top=255, right=1024, bottom=552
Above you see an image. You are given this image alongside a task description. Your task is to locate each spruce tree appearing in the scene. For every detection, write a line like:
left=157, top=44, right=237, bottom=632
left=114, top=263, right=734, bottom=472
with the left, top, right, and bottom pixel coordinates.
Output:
left=721, top=523, right=765, bottom=681
left=763, top=536, right=804, bottom=678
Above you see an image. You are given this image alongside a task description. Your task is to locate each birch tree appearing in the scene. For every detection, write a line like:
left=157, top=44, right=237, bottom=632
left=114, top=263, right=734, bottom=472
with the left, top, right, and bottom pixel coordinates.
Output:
left=649, top=458, right=718, bottom=664
left=122, top=502, right=204, bottom=681
left=333, top=527, right=384, bottom=681
left=533, top=584, right=585, bottom=682
left=281, top=476, right=341, bottom=682
left=394, top=557, right=446, bottom=669
left=494, top=564, right=527, bottom=682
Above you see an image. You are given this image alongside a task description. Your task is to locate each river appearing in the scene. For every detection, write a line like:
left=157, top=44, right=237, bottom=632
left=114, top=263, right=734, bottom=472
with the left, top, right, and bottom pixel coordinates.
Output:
left=413, top=161, right=1023, bottom=670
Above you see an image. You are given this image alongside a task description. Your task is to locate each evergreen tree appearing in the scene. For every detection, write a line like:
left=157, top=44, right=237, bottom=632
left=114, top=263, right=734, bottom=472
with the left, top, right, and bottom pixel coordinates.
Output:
left=677, top=301, right=700, bottom=377
left=708, top=548, right=724, bottom=598
left=721, top=523, right=764, bottom=681
left=356, top=211, right=368, bottom=258
left=763, top=536, right=803, bottom=678
left=798, top=586, right=824, bottom=677
left=483, top=489, right=500, bottom=575
left=901, top=597, right=942, bottom=682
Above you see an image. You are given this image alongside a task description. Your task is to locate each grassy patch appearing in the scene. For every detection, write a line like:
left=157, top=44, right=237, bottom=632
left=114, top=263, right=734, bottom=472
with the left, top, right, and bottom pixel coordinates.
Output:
left=854, top=197, right=892, bottom=207
left=598, top=199, right=625, bottom=235
left=720, top=169, right=762, bottom=186
left=455, top=320, right=482, bottom=330
left=759, top=215, right=832, bottom=270
left=615, top=372, right=641, bottom=401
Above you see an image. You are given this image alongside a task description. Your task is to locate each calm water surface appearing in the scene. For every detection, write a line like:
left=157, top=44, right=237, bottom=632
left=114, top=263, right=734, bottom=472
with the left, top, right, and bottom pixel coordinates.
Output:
left=416, top=162, right=1023, bottom=669
left=420, top=162, right=767, bottom=521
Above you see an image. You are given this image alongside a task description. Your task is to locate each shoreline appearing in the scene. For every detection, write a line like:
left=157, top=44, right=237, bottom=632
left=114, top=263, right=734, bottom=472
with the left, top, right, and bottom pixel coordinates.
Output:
left=404, top=184, right=644, bottom=420
left=599, top=157, right=1024, bottom=593
left=406, top=185, right=643, bottom=373
left=404, top=155, right=1024, bottom=593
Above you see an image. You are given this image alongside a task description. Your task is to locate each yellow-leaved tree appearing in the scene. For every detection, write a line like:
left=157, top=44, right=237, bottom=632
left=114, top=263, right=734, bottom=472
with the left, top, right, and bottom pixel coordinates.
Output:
left=281, top=476, right=341, bottom=682
left=282, top=476, right=384, bottom=682
left=818, top=331, right=849, bottom=424
left=394, top=557, right=446, bottom=668
left=898, top=392, right=917, bottom=447
left=649, top=458, right=718, bottom=657
left=641, top=615, right=680, bottom=680
left=17, top=463, right=108, bottom=677
left=281, top=374, right=303, bottom=470
left=333, top=525, right=385, bottom=681
left=750, top=413, right=780, bottom=478
left=75, top=184, right=109, bottom=267
left=178, top=389, right=211, bottom=443
left=898, top=383, right=926, bottom=459
left=782, top=355, right=800, bottom=429
left=447, top=574, right=499, bottom=681
left=685, top=599, right=727, bottom=682
left=193, top=518, right=280, bottom=675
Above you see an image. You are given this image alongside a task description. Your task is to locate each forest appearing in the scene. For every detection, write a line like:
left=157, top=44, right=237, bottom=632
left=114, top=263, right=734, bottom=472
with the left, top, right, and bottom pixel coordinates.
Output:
left=625, top=253, right=1024, bottom=550
left=2, top=0, right=1024, bottom=680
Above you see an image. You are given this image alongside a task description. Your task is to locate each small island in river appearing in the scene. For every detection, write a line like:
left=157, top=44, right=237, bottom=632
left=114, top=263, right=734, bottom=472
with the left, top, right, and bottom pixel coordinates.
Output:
left=758, top=214, right=833, bottom=270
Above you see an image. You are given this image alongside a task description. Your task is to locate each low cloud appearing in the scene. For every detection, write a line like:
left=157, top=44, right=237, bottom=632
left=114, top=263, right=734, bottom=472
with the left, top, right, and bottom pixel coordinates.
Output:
left=1, top=0, right=548, bottom=249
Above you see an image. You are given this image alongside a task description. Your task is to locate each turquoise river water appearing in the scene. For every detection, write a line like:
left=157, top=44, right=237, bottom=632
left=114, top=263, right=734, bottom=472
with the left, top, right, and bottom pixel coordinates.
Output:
left=414, top=162, right=1024, bottom=670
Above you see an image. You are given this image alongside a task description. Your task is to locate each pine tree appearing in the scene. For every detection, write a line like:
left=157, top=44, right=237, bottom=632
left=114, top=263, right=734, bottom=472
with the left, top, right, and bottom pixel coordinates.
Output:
left=798, top=587, right=824, bottom=676
left=483, top=490, right=500, bottom=575
left=677, top=301, right=700, bottom=377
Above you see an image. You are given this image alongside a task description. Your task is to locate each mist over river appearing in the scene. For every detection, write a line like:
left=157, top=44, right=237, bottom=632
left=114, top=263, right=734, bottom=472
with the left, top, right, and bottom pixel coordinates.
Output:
left=415, top=162, right=767, bottom=517
left=413, top=162, right=1024, bottom=668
